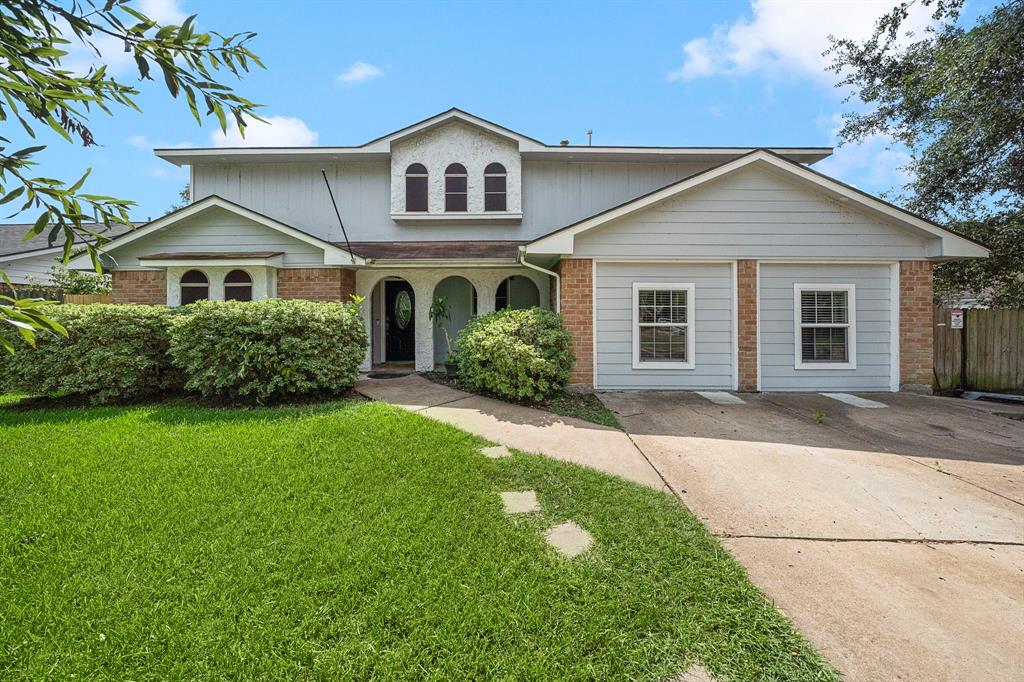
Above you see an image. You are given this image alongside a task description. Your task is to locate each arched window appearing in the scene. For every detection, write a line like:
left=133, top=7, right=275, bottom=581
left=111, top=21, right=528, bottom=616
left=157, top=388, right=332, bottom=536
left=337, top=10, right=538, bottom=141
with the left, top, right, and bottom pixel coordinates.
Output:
left=405, top=163, right=428, bottom=212
left=444, top=163, right=467, bottom=212
left=224, top=269, right=253, bottom=302
left=495, top=275, right=539, bottom=310
left=484, top=163, right=507, bottom=212
left=180, top=270, right=209, bottom=305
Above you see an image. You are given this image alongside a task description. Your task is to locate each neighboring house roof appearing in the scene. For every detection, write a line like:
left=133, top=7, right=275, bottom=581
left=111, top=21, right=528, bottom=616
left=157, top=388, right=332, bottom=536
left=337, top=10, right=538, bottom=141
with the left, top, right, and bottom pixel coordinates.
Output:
left=155, top=108, right=833, bottom=166
left=67, top=195, right=366, bottom=270
left=0, top=221, right=136, bottom=259
left=526, top=149, right=990, bottom=260
left=346, top=240, right=525, bottom=262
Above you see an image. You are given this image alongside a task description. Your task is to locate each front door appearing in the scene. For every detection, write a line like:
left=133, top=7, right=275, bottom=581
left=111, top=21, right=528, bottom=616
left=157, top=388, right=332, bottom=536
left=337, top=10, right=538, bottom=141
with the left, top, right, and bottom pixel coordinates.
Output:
left=384, top=280, right=415, bottom=362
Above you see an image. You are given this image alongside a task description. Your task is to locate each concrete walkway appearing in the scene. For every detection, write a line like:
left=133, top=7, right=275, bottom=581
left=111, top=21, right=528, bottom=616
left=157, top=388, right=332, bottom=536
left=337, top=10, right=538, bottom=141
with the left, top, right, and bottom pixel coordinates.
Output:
left=354, top=374, right=667, bottom=491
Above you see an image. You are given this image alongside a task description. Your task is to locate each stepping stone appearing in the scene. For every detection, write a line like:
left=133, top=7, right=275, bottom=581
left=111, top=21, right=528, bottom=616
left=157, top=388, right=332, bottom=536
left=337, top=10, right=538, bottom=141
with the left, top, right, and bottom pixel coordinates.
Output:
left=673, top=663, right=720, bottom=682
left=481, top=444, right=511, bottom=459
left=544, top=520, right=594, bottom=558
left=821, top=392, right=887, bottom=409
left=500, top=490, right=540, bottom=514
left=696, top=391, right=745, bottom=405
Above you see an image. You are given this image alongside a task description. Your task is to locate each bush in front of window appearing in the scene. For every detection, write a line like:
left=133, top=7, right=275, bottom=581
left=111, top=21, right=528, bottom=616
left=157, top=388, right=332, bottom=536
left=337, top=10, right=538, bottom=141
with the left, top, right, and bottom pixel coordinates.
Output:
left=0, top=304, right=183, bottom=404
left=167, top=298, right=366, bottom=404
left=456, top=308, right=574, bottom=401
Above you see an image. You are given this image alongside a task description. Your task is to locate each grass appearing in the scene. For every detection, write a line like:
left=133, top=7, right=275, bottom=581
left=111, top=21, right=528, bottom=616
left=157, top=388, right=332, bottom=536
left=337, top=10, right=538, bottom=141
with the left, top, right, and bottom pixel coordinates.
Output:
left=0, top=397, right=835, bottom=681
left=422, top=372, right=621, bottom=428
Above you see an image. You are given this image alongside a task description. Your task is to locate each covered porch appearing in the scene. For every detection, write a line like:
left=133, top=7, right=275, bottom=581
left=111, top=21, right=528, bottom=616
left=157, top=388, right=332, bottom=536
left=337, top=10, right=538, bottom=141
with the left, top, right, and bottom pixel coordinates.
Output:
left=355, top=263, right=551, bottom=373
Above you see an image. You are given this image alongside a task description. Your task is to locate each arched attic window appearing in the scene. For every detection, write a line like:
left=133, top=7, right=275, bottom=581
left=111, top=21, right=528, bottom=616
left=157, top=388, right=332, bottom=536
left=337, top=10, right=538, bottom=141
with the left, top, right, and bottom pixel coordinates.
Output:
left=445, top=163, right=467, bottom=212
left=180, top=270, right=209, bottom=305
left=405, top=163, right=428, bottom=212
left=484, top=163, right=507, bottom=212
left=224, top=269, right=253, bottom=301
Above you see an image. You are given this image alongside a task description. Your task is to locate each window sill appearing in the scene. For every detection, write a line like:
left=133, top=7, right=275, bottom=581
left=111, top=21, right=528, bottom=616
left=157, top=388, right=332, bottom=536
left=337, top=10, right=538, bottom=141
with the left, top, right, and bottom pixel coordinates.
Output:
left=631, top=361, right=696, bottom=371
left=794, top=361, right=857, bottom=370
left=391, top=212, right=523, bottom=225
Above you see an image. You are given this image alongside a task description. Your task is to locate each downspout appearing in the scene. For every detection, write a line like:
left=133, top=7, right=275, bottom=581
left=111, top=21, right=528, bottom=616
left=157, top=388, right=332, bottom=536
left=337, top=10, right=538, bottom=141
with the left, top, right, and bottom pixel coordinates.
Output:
left=518, top=246, right=560, bottom=313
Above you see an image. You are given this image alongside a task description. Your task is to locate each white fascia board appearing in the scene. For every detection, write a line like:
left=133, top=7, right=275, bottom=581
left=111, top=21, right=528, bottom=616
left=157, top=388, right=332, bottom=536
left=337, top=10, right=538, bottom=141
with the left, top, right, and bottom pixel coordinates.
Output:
left=0, top=245, right=64, bottom=261
left=68, top=196, right=365, bottom=269
left=138, top=255, right=285, bottom=268
left=526, top=151, right=990, bottom=259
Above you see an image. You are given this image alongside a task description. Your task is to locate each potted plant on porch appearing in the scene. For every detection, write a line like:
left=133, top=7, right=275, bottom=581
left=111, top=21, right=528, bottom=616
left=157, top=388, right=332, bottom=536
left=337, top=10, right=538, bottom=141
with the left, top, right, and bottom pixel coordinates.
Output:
left=429, top=295, right=459, bottom=378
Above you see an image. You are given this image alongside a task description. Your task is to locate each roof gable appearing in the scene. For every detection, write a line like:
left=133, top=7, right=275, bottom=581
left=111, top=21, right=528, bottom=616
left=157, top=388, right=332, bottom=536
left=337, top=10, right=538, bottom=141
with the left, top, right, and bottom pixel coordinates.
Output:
left=526, top=150, right=989, bottom=260
left=360, top=108, right=546, bottom=152
left=67, top=196, right=364, bottom=270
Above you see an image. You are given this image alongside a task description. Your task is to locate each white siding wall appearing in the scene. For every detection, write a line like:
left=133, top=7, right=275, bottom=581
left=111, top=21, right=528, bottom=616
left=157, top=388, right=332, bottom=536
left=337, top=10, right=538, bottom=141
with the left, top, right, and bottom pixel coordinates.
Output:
left=595, top=262, right=734, bottom=390
left=192, top=159, right=718, bottom=242
left=0, top=251, right=60, bottom=284
left=574, top=165, right=933, bottom=260
left=107, top=207, right=326, bottom=268
left=759, top=263, right=894, bottom=391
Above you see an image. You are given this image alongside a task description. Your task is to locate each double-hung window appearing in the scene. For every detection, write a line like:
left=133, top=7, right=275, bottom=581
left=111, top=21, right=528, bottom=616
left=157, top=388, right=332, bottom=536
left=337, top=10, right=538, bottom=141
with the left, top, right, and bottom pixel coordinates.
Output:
left=632, top=283, right=695, bottom=369
left=794, top=284, right=856, bottom=369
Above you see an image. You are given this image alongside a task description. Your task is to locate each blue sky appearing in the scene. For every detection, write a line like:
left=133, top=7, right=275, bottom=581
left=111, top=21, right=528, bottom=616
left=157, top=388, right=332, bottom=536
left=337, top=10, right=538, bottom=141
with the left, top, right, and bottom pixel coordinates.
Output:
left=11, top=0, right=994, bottom=222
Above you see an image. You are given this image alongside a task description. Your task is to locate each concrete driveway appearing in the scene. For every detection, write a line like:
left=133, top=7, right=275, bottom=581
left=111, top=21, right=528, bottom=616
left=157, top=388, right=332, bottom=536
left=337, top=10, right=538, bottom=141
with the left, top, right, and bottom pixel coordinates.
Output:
left=599, top=390, right=1024, bottom=682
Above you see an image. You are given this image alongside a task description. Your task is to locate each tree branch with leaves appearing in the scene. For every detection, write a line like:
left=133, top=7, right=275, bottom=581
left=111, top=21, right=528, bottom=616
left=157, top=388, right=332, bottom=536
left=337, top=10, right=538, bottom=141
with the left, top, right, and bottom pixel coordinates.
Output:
left=0, top=0, right=264, bottom=349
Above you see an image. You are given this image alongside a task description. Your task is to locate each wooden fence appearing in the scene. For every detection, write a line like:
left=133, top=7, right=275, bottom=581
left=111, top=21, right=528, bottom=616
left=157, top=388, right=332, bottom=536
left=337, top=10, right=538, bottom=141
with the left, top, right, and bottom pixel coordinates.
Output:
left=933, top=307, right=1024, bottom=392
left=62, top=294, right=112, bottom=304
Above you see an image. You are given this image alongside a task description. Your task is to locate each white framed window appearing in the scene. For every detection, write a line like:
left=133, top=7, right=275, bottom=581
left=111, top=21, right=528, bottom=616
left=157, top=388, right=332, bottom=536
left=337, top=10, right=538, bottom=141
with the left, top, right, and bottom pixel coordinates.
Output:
left=793, top=284, right=856, bottom=369
left=632, top=282, right=695, bottom=370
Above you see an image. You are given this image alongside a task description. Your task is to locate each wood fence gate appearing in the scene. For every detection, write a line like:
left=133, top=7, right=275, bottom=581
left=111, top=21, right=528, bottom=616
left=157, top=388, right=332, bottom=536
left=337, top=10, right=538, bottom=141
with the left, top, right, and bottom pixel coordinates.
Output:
left=933, top=307, right=1024, bottom=392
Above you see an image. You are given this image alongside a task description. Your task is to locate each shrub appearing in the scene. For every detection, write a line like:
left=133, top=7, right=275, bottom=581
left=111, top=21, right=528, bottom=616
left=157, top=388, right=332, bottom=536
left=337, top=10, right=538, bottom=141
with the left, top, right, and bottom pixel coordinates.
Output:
left=456, top=308, right=574, bottom=400
left=0, top=304, right=182, bottom=403
left=168, top=298, right=366, bottom=403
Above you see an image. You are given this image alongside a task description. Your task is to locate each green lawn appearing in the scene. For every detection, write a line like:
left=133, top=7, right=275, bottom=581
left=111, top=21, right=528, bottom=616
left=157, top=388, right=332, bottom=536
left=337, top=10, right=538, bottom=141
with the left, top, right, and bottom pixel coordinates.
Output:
left=0, top=397, right=835, bottom=681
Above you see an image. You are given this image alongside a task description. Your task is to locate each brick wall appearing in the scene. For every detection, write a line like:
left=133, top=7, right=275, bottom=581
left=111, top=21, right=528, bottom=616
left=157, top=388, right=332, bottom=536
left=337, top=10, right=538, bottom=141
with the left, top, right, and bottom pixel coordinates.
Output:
left=557, top=258, right=593, bottom=386
left=111, top=270, right=166, bottom=305
left=737, top=259, right=758, bottom=391
left=277, top=268, right=356, bottom=301
left=899, top=260, right=934, bottom=392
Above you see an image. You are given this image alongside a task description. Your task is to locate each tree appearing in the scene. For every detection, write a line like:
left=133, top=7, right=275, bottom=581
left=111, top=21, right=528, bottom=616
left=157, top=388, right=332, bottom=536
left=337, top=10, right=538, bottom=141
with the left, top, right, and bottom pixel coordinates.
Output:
left=0, top=0, right=263, bottom=349
left=168, top=183, right=189, bottom=212
left=828, top=0, right=1024, bottom=306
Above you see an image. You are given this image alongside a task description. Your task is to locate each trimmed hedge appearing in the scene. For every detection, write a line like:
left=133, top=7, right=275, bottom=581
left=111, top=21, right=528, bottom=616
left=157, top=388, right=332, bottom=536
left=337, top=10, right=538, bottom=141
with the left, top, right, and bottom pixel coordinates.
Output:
left=168, top=298, right=366, bottom=403
left=456, top=308, right=574, bottom=400
left=0, top=304, right=183, bottom=404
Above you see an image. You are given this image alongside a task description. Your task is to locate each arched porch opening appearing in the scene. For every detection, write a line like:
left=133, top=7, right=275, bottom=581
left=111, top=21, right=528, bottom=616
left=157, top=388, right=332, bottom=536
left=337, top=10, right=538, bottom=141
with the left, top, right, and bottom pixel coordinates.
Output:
left=369, top=276, right=415, bottom=367
left=432, top=276, right=477, bottom=364
left=495, top=275, right=540, bottom=310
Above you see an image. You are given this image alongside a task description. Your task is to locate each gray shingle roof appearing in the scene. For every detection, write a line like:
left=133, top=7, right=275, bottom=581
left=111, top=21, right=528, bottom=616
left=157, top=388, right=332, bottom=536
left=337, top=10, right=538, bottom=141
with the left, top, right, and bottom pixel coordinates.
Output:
left=0, top=222, right=137, bottom=258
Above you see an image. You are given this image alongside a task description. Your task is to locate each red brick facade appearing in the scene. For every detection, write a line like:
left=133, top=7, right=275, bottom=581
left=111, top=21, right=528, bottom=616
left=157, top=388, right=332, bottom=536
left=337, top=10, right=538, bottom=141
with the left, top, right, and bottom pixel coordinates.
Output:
left=556, top=258, right=593, bottom=386
left=899, top=261, right=934, bottom=391
left=276, top=268, right=357, bottom=301
left=737, top=259, right=758, bottom=391
left=111, top=270, right=166, bottom=305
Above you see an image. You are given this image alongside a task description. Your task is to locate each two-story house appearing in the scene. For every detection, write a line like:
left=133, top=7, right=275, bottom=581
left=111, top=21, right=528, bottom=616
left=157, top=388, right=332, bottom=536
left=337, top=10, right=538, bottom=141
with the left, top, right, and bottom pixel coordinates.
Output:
left=71, top=108, right=988, bottom=392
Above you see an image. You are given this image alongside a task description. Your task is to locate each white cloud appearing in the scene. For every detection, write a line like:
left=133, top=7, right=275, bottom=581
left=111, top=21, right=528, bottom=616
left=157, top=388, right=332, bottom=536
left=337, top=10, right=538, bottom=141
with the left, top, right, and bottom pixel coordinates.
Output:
left=210, top=116, right=319, bottom=147
left=668, top=0, right=932, bottom=83
left=813, top=112, right=912, bottom=194
left=63, top=0, right=187, bottom=76
left=137, top=0, right=187, bottom=25
left=336, top=61, right=383, bottom=85
left=125, top=135, right=192, bottom=150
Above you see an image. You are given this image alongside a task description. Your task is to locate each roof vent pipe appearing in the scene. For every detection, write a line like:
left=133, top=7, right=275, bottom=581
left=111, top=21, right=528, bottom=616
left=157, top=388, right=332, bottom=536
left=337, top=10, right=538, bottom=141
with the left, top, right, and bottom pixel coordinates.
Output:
left=559, top=140, right=569, bottom=146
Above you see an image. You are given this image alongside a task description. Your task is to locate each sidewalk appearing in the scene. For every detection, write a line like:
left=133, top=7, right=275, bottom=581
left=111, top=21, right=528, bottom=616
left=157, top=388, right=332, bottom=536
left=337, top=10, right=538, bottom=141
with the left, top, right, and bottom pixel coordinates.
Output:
left=355, top=374, right=668, bottom=491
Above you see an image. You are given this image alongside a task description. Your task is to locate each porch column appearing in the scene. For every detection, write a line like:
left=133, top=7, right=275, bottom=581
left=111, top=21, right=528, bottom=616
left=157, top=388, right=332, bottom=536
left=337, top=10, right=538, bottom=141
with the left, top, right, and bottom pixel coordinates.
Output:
left=413, top=280, right=435, bottom=372
left=355, top=271, right=377, bottom=372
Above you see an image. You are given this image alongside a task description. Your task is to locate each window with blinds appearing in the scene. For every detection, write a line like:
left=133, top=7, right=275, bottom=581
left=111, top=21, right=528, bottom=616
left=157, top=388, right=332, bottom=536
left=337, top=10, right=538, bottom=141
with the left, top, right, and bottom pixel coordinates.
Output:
left=632, top=283, right=695, bottom=369
left=795, top=286, right=855, bottom=367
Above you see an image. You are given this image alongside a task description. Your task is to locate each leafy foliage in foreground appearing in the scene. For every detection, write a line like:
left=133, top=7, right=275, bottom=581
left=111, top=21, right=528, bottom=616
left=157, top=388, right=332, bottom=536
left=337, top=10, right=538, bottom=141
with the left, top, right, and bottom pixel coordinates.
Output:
left=0, top=399, right=837, bottom=680
left=0, top=0, right=263, bottom=344
left=168, top=299, right=366, bottom=403
left=0, top=304, right=181, bottom=402
left=828, top=0, right=1024, bottom=305
left=457, top=307, right=574, bottom=400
